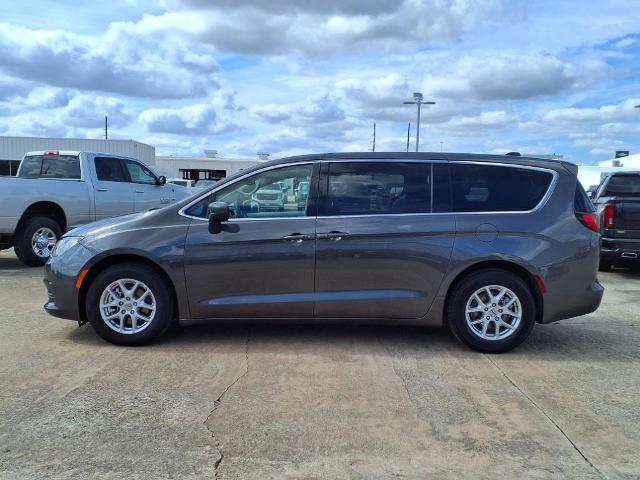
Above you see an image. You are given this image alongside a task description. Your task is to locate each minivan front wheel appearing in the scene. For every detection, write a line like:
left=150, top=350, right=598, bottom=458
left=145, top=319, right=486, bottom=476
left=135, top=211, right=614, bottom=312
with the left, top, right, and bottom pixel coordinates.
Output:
left=447, top=269, right=536, bottom=353
left=86, top=264, right=174, bottom=346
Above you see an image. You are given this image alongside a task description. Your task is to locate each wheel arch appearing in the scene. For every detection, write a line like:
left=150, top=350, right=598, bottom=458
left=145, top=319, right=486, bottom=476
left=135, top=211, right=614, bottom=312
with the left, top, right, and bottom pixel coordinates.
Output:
left=78, top=253, right=181, bottom=325
left=442, top=260, right=544, bottom=325
left=17, top=201, right=67, bottom=232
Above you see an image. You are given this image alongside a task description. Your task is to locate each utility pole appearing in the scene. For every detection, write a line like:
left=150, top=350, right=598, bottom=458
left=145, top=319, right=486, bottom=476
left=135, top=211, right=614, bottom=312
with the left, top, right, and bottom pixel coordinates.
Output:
left=406, top=123, right=410, bottom=152
left=104, top=116, right=108, bottom=140
left=403, top=93, right=435, bottom=152
left=372, top=122, right=376, bottom=152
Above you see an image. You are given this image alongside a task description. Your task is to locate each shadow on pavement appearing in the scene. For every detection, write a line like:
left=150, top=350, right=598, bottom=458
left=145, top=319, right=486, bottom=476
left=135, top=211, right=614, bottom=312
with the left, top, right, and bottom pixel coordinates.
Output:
left=63, top=319, right=638, bottom=362
left=0, top=253, right=36, bottom=271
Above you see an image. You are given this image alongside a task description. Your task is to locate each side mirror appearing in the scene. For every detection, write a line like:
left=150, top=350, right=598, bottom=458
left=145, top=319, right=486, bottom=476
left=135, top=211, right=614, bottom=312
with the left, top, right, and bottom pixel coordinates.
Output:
left=207, top=201, right=230, bottom=234
left=157, top=175, right=167, bottom=186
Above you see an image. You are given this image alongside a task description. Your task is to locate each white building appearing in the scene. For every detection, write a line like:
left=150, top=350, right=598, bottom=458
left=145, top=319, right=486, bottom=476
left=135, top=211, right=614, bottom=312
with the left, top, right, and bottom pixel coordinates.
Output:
left=154, top=150, right=265, bottom=182
left=0, top=136, right=155, bottom=175
left=577, top=152, right=640, bottom=189
left=598, top=152, right=640, bottom=168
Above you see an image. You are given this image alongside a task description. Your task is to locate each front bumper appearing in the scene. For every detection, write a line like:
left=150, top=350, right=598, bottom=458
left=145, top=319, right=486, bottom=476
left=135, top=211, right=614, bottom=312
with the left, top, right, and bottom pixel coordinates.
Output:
left=42, top=241, right=96, bottom=322
left=43, top=265, right=81, bottom=321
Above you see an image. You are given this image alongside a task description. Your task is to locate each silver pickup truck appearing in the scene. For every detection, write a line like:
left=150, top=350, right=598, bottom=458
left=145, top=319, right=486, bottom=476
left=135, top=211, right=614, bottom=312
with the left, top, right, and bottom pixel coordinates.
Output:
left=0, top=150, right=191, bottom=266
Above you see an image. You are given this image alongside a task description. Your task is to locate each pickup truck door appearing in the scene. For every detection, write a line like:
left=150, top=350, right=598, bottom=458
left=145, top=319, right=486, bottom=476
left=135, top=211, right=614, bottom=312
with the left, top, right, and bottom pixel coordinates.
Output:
left=92, top=156, right=135, bottom=219
left=123, top=159, right=171, bottom=212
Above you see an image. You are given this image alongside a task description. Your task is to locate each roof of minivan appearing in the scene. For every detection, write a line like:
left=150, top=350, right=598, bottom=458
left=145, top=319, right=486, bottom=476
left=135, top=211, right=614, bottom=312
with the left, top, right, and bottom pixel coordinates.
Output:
left=267, top=152, right=576, bottom=174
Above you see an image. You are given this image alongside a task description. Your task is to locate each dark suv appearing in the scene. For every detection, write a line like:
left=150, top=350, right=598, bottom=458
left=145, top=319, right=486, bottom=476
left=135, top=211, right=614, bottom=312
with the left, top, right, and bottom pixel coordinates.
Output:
left=43, top=153, right=603, bottom=352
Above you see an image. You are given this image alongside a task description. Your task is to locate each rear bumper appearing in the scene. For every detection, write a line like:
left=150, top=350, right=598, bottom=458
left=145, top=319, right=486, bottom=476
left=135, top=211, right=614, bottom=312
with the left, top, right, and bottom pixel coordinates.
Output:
left=601, top=237, right=640, bottom=263
left=540, top=280, right=604, bottom=324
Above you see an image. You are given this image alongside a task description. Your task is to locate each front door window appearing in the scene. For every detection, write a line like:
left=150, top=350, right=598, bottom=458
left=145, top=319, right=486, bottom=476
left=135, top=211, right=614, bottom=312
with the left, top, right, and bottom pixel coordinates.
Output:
left=185, top=164, right=313, bottom=219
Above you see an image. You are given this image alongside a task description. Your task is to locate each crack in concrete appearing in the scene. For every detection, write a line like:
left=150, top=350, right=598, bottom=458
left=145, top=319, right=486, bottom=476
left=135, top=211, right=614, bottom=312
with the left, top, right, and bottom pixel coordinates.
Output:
left=484, top=354, right=607, bottom=480
left=378, top=335, right=418, bottom=409
left=204, top=330, right=250, bottom=479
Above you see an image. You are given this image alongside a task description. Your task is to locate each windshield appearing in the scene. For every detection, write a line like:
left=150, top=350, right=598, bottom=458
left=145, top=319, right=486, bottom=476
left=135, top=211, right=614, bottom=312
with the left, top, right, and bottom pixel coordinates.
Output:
left=18, top=154, right=81, bottom=179
left=604, top=174, right=640, bottom=197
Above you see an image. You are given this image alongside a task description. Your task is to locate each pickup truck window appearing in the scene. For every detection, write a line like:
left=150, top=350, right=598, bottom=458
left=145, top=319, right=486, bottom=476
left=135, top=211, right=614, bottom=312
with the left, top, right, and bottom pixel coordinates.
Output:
left=19, top=154, right=81, bottom=179
left=124, top=160, right=157, bottom=185
left=604, top=174, right=640, bottom=197
left=95, top=157, right=128, bottom=182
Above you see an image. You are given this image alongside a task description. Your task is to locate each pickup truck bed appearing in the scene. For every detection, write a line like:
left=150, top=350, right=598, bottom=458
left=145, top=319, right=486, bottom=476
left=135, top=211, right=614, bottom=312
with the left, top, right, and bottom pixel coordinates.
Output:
left=592, top=172, right=640, bottom=269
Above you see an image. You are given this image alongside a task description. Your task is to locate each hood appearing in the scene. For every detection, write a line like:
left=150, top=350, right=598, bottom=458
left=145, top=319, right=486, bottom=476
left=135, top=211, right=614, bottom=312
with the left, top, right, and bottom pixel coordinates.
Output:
left=66, top=211, right=152, bottom=239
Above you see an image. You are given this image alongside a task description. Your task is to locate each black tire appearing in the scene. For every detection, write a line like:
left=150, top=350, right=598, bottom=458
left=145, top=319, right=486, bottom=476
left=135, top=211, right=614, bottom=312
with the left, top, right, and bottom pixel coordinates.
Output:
left=13, top=216, right=62, bottom=267
left=447, top=269, right=536, bottom=353
left=85, top=263, right=174, bottom=346
left=599, top=260, right=612, bottom=272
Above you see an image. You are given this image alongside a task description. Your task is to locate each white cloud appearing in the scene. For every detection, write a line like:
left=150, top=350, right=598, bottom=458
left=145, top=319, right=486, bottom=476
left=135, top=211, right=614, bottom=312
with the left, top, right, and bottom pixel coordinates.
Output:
left=423, top=54, right=608, bottom=101
left=139, top=0, right=521, bottom=56
left=434, top=111, right=518, bottom=133
left=139, top=102, right=239, bottom=135
left=0, top=21, right=220, bottom=99
left=251, top=93, right=346, bottom=125
left=0, top=93, right=133, bottom=137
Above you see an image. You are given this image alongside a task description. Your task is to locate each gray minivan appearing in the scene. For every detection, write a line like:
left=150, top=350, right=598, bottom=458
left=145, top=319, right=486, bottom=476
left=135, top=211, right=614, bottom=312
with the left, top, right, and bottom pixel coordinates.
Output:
left=43, top=153, right=603, bottom=352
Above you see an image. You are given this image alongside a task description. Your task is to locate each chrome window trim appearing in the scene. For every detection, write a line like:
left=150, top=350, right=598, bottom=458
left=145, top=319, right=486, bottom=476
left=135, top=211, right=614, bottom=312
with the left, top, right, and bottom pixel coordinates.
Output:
left=447, top=161, right=559, bottom=215
left=179, top=159, right=559, bottom=221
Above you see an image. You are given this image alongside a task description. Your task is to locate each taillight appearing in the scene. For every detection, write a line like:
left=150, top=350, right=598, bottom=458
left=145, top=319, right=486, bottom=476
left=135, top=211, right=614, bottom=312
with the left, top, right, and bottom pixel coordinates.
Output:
left=577, top=212, right=599, bottom=233
left=603, top=204, right=615, bottom=229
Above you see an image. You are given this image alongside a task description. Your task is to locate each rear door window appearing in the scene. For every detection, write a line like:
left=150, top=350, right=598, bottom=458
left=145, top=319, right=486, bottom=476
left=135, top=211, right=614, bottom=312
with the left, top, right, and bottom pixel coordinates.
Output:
left=94, top=157, right=129, bottom=182
left=450, top=163, right=553, bottom=212
left=319, top=162, right=431, bottom=216
left=18, top=154, right=81, bottom=179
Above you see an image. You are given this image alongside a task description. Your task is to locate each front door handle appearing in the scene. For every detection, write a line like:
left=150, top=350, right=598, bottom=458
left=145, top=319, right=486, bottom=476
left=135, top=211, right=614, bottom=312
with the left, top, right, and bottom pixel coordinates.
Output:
left=96, top=188, right=107, bottom=192
left=282, top=233, right=315, bottom=244
left=317, top=231, right=349, bottom=241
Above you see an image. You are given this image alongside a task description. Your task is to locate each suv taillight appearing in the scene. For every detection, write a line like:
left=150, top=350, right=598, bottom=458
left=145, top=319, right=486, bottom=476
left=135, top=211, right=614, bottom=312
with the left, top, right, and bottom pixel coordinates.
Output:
left=577, top=212, right=599, bottom=233
left=603, top=204, right=615, bottom=229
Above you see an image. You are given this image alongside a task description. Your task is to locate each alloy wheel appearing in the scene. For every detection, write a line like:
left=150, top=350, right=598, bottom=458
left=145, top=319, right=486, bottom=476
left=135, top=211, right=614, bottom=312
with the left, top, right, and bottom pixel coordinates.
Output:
left=99, top=278, right=157, bottom=334
left=464, top=285, right=522, bottom=341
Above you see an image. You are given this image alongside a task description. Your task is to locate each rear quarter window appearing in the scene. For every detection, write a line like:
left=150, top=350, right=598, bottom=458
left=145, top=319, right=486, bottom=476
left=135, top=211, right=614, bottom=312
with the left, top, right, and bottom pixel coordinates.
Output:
left=451, top=163, right=553, bottom=212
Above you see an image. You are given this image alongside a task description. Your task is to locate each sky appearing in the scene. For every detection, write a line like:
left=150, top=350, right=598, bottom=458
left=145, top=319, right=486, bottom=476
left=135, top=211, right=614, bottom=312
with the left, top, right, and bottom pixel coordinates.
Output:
left=0, top=0, right=639, bottom=164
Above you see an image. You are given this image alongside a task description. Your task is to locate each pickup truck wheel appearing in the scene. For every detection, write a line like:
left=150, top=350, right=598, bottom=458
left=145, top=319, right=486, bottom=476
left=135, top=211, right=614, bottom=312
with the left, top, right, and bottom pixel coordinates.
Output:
left=86, top=264, right=174, bottom=346
left=13, top=216, right=62, bottom=267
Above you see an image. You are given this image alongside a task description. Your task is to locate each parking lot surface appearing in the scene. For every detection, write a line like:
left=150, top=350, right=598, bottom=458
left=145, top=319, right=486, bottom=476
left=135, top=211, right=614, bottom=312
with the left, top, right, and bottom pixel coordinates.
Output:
left=0, top=249, right=638, bottom=480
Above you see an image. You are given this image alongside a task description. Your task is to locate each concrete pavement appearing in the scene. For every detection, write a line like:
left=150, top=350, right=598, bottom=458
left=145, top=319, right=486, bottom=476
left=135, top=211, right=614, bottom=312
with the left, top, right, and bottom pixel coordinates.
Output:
left=0, top=249, right=638, bottom=479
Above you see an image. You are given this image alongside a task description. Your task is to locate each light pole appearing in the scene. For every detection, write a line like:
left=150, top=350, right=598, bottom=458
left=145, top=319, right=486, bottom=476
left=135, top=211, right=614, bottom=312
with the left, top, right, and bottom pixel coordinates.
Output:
left=403, top=92, right=435, bottom=152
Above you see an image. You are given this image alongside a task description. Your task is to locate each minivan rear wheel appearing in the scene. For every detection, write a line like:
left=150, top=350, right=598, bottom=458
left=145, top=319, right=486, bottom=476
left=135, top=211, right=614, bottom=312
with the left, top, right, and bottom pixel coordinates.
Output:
left=447, top=269, right=536, bottom=353
left=86, top=264, right=174, bottom=346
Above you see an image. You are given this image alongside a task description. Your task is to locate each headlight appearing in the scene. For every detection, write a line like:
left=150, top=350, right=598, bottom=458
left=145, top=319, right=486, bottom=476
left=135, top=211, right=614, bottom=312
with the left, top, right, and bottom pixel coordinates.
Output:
left=51, top=236, right=82, bottom=258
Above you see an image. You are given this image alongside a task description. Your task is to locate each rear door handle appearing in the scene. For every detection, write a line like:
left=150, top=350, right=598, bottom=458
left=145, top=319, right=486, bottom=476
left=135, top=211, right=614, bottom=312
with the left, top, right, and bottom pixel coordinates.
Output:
left=282, top=233, right=315, bottom=243
left=96, top=188, right=107, bottom=192
left=135, top=190, right=145, bottom=194
left=317, top=231, right=349, bottom=241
